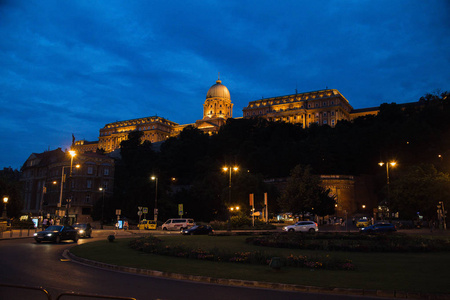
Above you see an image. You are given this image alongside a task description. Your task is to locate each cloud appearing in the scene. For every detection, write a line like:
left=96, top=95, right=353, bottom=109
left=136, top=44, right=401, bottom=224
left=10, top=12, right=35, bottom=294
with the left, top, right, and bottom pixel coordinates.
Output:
left=0, top=0, right=449, bottom=169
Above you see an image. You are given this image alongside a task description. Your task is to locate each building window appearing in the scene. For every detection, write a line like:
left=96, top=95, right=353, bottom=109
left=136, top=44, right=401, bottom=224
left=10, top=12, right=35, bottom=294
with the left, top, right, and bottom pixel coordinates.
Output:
left=87, top=166, right=93, bottom=175
left=104, top=168, right=109, bottom=176
left=85, top=194, right=91, bottom=203
left=323, top=112, right=327, bottom=117
left=87, top=180, right=92, bottom=189
left=331, top=119, right=335, bottom=126
left=323, top=102, right=327, bottom=106
left=323, top=120, right=328, bottom=124
left=331, top=111, right=335, bottom=116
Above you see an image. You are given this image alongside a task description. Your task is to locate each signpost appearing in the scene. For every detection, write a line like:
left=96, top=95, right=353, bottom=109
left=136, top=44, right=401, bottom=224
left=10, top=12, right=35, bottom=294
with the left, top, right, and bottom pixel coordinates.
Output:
left=143, top=207, right=148, bottom=220
left=178, top=204, right=183, bottom=217
left=138, top=207, right=143, bottom=223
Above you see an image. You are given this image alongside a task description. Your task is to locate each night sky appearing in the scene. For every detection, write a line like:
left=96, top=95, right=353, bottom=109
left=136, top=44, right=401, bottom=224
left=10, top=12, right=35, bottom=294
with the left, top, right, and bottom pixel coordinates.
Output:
left=1, top=1, right=449, bottom=169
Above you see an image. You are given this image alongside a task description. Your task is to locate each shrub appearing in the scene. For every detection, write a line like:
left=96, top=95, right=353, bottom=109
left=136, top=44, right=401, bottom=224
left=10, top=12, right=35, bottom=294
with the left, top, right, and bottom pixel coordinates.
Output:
left=128, top=235, right=355, bottom=271
left=245, top=232, right=450, bottom=252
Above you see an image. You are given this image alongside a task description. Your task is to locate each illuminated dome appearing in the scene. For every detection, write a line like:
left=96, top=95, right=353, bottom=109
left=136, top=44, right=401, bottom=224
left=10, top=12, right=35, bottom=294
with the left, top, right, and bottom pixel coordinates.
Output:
left=206, top=77, right=230, bottom=99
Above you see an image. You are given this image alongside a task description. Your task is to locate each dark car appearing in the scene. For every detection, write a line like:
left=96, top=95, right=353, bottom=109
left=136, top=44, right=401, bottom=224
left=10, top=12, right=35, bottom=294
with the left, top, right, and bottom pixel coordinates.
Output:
left=34, top=225, right=79, bottom=243
left=73, top=223, right=92, bottom=238
left=182, top=225, right=214, bottom=235
left=360, top=223, right=396, bottom=233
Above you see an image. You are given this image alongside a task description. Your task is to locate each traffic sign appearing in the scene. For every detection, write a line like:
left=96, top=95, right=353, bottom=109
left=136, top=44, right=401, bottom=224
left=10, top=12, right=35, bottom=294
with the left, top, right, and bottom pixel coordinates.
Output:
left=178, top=204, right=183, bottom=216
left=143, top=207, right=148, bottom=214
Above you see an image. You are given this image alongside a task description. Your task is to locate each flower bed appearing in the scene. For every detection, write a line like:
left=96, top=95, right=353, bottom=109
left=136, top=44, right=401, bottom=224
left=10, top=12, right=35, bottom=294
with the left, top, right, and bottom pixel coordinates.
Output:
left=245, top=232, right=450, bottom=252
left=129, top=235, right=355, bottom=270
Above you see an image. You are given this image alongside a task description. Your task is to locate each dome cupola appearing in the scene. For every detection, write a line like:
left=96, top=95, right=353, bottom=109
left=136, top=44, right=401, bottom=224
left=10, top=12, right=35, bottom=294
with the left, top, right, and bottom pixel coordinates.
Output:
left=206, top=76, right=230, bottom=99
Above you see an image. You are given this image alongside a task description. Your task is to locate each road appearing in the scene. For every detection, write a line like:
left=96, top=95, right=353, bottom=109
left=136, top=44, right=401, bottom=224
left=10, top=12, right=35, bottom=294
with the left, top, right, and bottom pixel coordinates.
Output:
left=0, top=237, right=392, bottom=300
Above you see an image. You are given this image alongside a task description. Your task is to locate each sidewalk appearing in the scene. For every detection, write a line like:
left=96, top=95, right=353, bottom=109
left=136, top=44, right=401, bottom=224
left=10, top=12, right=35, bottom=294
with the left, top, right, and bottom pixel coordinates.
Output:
left=1, top=227, right=449, bottom=240
left=0, top=228, right=137, bottom=240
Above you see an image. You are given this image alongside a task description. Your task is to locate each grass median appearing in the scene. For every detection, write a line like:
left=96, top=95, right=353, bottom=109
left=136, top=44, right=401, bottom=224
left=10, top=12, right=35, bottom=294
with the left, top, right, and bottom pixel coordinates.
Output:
left=70, top=234, right=450, bottom=294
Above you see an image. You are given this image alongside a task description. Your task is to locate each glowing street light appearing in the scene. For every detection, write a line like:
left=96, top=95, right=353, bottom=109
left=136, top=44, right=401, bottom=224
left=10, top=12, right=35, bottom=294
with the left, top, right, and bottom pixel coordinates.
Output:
left=223, top=166, right=239, bottom=204
left=229, top=206, right=240, bottom=212
left=2, top=196, right=8, bottom=219
left=379, top=161, right=396, bottom=220
left=99, top=186, right=105, bottom=228
left=151, top=176, right=158, bottom=222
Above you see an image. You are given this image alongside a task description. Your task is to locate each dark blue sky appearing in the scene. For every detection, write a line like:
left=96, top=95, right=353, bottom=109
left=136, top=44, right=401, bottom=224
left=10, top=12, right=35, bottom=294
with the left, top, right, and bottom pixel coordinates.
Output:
left=1, top=1, right=449, bottom=169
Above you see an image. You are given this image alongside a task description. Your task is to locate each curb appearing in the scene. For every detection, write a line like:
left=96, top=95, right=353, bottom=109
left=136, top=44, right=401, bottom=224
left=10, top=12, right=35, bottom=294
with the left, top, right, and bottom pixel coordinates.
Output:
left=64, top=250, right=450, bottom=300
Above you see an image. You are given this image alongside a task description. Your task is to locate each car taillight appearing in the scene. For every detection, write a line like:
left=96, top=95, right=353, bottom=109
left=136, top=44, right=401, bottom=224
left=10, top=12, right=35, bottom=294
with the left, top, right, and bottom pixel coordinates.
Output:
left=315, top=223, right=318, bottom=227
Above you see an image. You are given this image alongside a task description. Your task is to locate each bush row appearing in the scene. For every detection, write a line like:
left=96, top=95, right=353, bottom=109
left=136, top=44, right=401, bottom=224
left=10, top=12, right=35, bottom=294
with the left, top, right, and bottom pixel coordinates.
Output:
left=128, top=235, right=355, bottom=270
left=245, top=232, right=450, bottom=252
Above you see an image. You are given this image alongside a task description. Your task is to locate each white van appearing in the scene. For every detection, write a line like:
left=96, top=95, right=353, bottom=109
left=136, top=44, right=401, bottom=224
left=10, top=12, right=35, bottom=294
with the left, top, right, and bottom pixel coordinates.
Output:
left=162, top=218, right=195, bottom=231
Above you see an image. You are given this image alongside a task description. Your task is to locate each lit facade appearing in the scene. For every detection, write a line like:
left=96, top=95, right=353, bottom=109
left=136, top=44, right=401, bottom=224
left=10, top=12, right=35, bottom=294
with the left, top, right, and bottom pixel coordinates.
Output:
left=73, top=77, right=233, bottom=154
left=73, top=79, right=380, bottom=154
left=243, top=89, right=378, bottom=127
left=20, top=149, right=114, bottom=224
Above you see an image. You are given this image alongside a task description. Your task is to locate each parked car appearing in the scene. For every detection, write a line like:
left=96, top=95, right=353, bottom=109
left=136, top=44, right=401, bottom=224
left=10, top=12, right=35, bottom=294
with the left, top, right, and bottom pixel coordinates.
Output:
left=73, top=223, right=92, bottom=238
left=182, top=225, right=214, bottom=235
left=34, top=225, right=79, bottom=243
left=282, top=221, right=318, bottom=233
left=162, top=218, right=195, bottom=231
left=138, top=220, right=157, bottom=230
left=359, top=223, right=396, bottom=233
left=356, top=218, right=371, bottom=228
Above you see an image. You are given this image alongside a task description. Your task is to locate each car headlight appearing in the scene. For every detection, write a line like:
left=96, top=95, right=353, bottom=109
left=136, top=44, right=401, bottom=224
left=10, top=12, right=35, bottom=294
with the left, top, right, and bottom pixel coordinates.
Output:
left=33, top=233, right=37, bottom=236
left=46, top=233, right=53, bottom=237
left=79, top=230, right=85, bottom=234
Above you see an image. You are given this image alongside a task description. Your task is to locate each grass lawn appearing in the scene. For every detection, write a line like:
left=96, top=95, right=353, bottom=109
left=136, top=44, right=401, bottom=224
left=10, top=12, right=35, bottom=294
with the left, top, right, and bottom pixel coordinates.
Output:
left=70, top=235, right=450, bottom=295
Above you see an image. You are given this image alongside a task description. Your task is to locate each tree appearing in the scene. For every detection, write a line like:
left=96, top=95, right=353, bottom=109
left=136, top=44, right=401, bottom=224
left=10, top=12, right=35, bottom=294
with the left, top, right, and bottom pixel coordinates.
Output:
left=389, top=164, right=450, bottom=220
left=0, top=168, right=23, bottom=218
left=277, top=165, right=335, bottom=217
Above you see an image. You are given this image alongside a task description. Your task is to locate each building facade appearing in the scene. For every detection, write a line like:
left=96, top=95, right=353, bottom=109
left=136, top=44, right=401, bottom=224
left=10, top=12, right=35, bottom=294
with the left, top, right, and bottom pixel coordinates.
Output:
left=73, top=77, right=233, bottom=154
left=20, top=149, right=114, bottom=224
left=243, top=89, right=379, bottom=127
left=74, top=79, right=381, bottom=155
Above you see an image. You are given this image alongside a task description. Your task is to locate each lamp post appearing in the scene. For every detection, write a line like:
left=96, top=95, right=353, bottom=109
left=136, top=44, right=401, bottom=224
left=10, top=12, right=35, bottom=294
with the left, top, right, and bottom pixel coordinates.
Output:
left=57, top=151, right=80, bottom=225
left=151, top=176, right=158, bottom=222
left=379, top=161, right=396, bottom=220
left=99, top=187, right=105, bottom=229
left=2, top=196, right=8, bottom=219
left=223, top=166, right=239, bottom=204
left=228, top=205, right=240, bottom=231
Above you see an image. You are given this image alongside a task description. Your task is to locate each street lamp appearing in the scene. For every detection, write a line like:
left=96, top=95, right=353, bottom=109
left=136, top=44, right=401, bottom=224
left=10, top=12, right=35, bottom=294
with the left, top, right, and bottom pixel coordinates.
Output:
left=58, top=161, right=80, bottom=225
left=69, top=150, right=76, bottom=176
left=2, top=196, right=8, bottom=219
left=223, top=166, right=239, bottom=204
left=379, top=161, right=396, bottom=220
left=228, top=205, right=240, bottom=231
left=151, top=176, right=158, bottom=222
left=99, top=187, right=105, bottom=229
left=58, top=164, right=81, bottom=208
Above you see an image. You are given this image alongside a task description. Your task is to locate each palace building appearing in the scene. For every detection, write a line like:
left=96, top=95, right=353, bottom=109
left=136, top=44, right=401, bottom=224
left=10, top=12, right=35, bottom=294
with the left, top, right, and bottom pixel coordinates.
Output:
left=243, top=89, right=378, bottom=127
left=73, top=77, right=378, bottom=154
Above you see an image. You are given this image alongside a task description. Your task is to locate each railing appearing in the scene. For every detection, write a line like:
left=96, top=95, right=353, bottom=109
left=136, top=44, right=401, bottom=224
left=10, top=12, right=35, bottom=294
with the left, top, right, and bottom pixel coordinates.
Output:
left=0, top=283, right=136, bottom=300
left=0, top=227, right=37, bottom=238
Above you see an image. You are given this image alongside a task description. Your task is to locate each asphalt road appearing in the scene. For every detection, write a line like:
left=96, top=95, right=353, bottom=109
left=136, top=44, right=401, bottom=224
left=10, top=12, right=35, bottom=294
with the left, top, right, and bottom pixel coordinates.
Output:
left=0, top=237, right=393, bottom=300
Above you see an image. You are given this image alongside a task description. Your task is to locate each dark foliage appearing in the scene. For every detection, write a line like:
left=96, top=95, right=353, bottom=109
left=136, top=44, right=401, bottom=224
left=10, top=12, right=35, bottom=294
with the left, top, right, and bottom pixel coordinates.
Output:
left=109, top=91, right=450, bottom=223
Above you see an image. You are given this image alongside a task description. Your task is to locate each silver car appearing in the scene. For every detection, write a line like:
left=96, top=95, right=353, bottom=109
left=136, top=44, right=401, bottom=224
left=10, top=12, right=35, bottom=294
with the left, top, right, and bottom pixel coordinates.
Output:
left=283, top=221, right=318, bottom=233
